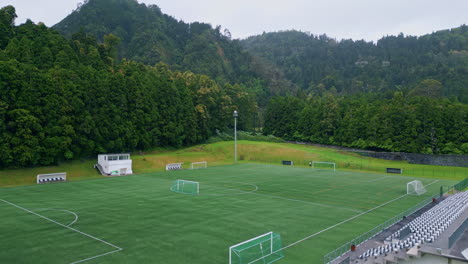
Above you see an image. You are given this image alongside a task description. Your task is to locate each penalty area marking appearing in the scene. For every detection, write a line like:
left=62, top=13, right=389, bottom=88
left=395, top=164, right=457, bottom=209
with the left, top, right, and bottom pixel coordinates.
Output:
left=169, top=181, right=259, bottom=196
left=1, top=199, right=123, bottom=264
left=207, top=182, right=362, bottom=213
left=33, top=208, right=79, bottom=227
left=247, top=191, right=363, bottom=213
left=200, top=181, right=259, bottom=196
left=366, top=176, right=392, bottom=182
left=245, top=179, right=441, bottom=264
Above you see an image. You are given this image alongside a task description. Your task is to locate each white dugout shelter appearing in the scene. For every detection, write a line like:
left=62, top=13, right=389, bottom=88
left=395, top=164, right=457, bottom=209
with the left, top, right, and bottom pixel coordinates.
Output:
left=96, top=153, right=133, bottom=176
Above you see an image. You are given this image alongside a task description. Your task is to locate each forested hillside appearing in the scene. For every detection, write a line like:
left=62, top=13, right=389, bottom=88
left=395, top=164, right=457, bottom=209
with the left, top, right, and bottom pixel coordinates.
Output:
left=246, top=29, right=467, bottom=154
left=242, top=28, right=468, bottom=103
left=264, top=95, right=467, bottom=154
left=0, top=2, right=467, bottom=170
left=0, top=6, right=256, bottom=168
left=53, top=0, right=297, bottom=104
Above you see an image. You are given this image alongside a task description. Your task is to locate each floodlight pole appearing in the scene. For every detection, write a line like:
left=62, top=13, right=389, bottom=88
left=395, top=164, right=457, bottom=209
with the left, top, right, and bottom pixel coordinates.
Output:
left=233, top=110, right=238, bottom=164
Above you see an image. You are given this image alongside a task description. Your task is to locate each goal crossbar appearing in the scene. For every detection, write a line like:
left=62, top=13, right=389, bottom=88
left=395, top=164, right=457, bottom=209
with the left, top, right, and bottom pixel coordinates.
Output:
left=230, top=232, right=273, bottom=251
left=311, top=161, right=336, bottom=171
left=229, top=232, right=284, bottom=264
left=190, top=161, right=207, bottom=169
left=171, top=179, right=199, bottom=195
left=407, top=180, right=426, bottom=196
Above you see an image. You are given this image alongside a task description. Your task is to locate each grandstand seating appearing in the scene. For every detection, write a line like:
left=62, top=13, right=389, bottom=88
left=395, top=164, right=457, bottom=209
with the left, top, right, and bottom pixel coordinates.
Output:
left=356, top=191, right=468, bottom=262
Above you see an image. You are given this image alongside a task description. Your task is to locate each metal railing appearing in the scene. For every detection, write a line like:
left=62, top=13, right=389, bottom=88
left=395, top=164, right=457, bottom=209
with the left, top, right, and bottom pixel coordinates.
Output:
left=448, top=217, right=468, bottom=248
left=440, top=178, right=468, bottom=197
left=454, top=178, right=468, bottom=191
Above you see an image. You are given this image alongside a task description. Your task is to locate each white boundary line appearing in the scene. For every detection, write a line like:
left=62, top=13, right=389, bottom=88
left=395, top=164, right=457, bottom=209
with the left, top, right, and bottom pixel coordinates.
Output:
left=69, top=249, right=122, bottom=264
left=205, top=183, right=362, bottom=213
left=283, top=179, right=440, bottom=250
left=247, top=191, right=363, bottom=213
left=33, top=208, right=79, bottom=227
left=243, top=179, right=441, bottom=264
left=244, top=194, right=410, bottom=264
left=366, top=176, right=392, bottom=182
left=423, top=180, right=440, bottom=188
left=201, top=182, right=259, bottom=196
left=1, top=199, right=123, bottom=263
left=282, top=193, right=408, bottom=250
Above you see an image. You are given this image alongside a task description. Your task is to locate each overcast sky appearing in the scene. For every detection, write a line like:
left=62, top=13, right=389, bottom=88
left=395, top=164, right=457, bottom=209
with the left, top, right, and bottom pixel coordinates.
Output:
left=3, top=0, right=467, bottom=42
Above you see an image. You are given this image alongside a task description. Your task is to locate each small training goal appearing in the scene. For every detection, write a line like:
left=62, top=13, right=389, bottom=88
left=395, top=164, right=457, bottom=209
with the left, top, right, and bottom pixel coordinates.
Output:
left=190, top=161, right=207, bottom=169
left=171, top=179, right=199, bottom=195
left=407, top=180, right=426, bottom=196
left=229, top=232, right=284, bottom=264
left=311, top=161, right=336, bottom=172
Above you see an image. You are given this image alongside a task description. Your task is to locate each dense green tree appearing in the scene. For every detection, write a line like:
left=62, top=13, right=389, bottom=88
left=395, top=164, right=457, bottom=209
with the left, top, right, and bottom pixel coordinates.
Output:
left=408, top=79, right=443, bottom=98
left=0, top=5, right=16, bottom=49
left=0, top=11, right=256, bottom=167
left=243, top=27, right=468, bottom=103
left=264, top=93, right=467, bottom=154
left=263, top=96, right=305, bottom=139
left=0, top=2, right=466, bottom=170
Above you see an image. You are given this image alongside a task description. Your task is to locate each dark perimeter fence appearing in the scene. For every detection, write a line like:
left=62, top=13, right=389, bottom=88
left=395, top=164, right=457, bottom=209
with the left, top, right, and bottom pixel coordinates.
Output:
left=440, top=178, right=468, bottom=196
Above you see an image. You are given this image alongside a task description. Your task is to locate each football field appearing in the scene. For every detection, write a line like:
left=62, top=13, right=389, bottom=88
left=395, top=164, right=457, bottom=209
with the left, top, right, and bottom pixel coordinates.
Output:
left=0, top=163, right=458, bottom=264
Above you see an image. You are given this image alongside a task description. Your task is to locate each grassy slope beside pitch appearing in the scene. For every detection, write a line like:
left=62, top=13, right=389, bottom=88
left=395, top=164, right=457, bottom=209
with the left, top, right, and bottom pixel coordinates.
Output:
left=0, top=141, right=466, bottom=187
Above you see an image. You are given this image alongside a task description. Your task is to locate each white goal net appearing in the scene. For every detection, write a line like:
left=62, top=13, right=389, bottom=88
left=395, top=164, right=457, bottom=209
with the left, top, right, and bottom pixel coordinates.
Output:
left=190, top=161, right=207, bottom=169
left=407, top=180, right=426, bottom=196
left=311, top=161, right=336, bottom=172
left=229, top=232, right=284, bottom=264
left=171, top=179, right=199, bottom=195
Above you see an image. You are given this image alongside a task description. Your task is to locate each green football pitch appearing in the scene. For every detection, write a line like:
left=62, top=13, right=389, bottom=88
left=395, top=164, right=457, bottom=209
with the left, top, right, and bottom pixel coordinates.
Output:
left=0, top=163, right=458, bottom=264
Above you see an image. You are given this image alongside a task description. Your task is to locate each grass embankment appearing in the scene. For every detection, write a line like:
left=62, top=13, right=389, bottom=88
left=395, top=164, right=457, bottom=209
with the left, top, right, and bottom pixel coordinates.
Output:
left=0, top=140, right=466, bottom=187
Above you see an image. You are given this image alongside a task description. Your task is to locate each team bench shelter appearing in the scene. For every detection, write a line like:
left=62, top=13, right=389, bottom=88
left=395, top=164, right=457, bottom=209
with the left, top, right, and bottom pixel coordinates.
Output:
left=95, top=153, right=133, bottom=176
left=37, top=172, right=66, bottom=184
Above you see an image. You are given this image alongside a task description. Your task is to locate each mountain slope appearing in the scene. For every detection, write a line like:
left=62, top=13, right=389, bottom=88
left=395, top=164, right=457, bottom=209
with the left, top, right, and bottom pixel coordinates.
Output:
left=242, top=27, right=468, bottom=102
left=53, top=0, right=296, bottom=102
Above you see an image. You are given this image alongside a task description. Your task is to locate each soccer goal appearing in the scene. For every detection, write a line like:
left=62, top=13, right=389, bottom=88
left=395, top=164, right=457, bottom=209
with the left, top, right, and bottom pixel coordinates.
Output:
left=190, top=161, right=207, bottom=169
left=171, top=179, right=199, bottom=195
left=229, top=232, right=284, bottom=264
left=311, top=161, right=336, bottom=172
left=407, top=180, right=427, bottom=196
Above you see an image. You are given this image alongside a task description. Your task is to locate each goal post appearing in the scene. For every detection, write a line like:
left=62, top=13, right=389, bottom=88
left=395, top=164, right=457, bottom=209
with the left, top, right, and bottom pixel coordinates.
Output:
left=407, top=180, right=426, bottom=196
left=171, top=179, right=199, bottom=195
left=190, top=161, right=207, bottom=169
left=311, top=161, right=336, bottom=172
left=229, top=232, right=284, bottom=264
